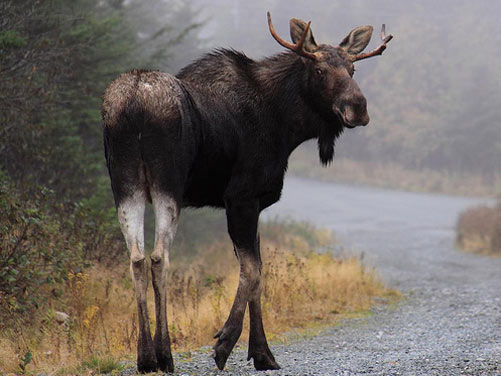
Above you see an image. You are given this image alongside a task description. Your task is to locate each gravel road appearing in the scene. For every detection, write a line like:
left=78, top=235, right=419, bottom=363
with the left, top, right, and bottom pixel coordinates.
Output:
left=144, top=177, right=501, bottom=375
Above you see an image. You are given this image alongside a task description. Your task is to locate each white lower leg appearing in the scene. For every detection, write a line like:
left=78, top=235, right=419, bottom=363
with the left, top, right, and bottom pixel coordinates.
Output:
left=118, top=192, right=156, bottom=369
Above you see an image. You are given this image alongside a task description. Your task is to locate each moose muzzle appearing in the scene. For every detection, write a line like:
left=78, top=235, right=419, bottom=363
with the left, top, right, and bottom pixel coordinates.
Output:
left=337, top=78, right=369, bottom=128
left=341, top=99, right=369, bottom=128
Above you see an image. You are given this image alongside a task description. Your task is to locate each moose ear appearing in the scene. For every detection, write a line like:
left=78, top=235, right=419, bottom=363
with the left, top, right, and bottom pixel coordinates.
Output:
left=290, top=18, right=318, bottom=53
left=339, top=25, right=373, bottom=55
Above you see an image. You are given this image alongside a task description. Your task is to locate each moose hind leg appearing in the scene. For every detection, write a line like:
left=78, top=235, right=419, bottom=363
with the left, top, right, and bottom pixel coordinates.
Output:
left=247, top=237, right=279, bottom=370
left=118, top=192, right=157, bottom=373
left=150, top=192, right=178, bottom=373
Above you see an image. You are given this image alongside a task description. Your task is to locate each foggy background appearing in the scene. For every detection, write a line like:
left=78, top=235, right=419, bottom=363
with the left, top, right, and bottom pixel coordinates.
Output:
left=129, top=0, right=501, bottom=178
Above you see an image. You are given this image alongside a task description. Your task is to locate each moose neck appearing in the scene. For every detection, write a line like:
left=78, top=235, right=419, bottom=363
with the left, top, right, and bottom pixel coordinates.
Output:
left=255, top=52, right=343, bottom=164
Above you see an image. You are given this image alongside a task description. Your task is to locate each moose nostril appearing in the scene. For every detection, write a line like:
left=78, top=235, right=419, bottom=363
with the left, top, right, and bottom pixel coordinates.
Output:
left=356, top=96, right=367, bottom=111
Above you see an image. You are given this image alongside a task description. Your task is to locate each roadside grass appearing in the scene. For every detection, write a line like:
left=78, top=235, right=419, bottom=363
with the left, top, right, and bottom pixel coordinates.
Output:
left=78, top=356, right=125, bottom=375
left=289, top=150, right=501, bottom=197
left=456, top=202, right=501, bottom=256
left=0, top=220, right=398, bottom=374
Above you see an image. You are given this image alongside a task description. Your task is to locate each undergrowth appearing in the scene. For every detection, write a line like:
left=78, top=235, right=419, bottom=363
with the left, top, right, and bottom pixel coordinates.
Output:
left=0, top=220, right=397, bottom=374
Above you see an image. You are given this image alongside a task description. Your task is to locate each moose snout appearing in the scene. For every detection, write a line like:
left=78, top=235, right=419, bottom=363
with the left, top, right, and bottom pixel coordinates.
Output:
left=335, top=77, right=370, bottom=128
left=340, top=95, right=369, bottom=128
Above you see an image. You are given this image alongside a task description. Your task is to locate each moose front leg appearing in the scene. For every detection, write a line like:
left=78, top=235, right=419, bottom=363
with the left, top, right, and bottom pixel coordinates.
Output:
left=212, top=199, right=258, bottom=369
left=212, top=248, right=252, bottom=370
left=213, top=199, right=278, bottom=370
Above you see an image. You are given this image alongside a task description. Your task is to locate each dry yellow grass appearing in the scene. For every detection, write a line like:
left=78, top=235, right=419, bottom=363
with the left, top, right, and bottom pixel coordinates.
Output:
left=456, top=203, right=501, bottom=257
left=458, top=235, right=492, bottom=255
left=0, top=234, right=397, bottom=374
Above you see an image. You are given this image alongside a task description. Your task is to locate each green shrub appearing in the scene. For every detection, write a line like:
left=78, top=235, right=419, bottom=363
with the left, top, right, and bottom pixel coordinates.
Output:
left=0, top=30, right=26, bottom=49
left=0, top=172, right=86, bottom=323
left=81, top=355, right=124, bottom=374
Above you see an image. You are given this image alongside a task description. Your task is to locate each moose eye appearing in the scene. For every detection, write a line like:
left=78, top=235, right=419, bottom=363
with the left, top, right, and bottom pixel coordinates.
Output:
left=316, top=69, right=323, bottom=77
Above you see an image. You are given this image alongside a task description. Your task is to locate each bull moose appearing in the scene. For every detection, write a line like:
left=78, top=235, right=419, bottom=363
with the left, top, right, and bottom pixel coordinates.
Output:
left=102, top=12, right=392, bottom=373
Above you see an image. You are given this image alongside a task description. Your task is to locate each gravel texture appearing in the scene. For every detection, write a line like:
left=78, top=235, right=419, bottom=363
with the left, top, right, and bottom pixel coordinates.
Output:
left=123, top=177, right=501, bottom=375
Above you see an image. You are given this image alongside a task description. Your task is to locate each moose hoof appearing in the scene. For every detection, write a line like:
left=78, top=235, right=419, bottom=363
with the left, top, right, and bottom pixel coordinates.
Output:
left=137, top=359, right=158, bottom=374
left=157, top=353, right=174, bottom=373
left=137, top=347, right=158, bottom=373
left=248, top=350, right=280, bottom=370
left=212, top=325, right=242, bottom=370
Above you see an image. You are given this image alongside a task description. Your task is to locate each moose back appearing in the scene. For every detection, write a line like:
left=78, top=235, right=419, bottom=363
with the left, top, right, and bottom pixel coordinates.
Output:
left=101, top=12, right=392, bottom=373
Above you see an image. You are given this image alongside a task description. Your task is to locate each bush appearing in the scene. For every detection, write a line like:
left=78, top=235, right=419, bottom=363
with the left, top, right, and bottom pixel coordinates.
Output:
left=456, top=202, right=501, bottom=256
left=0, top=169, right=133, bottom=327
left=71, top=176, right=124, bottom=263
left=0, top=172, right=86, bottom=322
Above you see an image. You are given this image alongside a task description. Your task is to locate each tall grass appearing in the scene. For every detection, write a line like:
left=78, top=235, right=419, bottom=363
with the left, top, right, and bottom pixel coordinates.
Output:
left=0, top=221, right=397, bottom=374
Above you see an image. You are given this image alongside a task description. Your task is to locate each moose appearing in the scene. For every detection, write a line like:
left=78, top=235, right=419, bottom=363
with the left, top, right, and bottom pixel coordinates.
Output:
left=102, top=12, right=392, bottom=373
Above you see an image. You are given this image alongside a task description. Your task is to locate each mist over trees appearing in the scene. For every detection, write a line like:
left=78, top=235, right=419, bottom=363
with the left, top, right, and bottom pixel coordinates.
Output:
left=0, top=0, right=204, bottom=195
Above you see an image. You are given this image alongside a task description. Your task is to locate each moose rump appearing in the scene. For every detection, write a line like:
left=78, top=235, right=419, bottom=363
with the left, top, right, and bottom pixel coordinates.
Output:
left=102, top=70, right=192, bottom=372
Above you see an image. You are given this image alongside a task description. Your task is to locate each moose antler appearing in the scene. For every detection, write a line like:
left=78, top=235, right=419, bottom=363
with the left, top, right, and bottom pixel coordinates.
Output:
left=351, top=24, right=393, bottom=62
left=267, top=12, right=317, bottom=60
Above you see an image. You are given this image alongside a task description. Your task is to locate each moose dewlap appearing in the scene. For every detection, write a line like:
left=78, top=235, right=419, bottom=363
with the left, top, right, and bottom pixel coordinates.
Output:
left=101, top=12, right=392, bottom=373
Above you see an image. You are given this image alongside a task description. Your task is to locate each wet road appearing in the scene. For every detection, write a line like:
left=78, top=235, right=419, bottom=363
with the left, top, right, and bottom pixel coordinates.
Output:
left=263, top=177, right=498, bottom=290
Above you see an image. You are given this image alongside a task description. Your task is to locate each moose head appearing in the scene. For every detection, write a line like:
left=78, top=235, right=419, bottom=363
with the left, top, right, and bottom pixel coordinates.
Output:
left=267, top=12, right=393, bottom=129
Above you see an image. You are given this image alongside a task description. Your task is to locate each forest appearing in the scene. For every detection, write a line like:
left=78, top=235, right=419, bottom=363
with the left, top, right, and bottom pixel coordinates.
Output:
left=0, top=0, right=499, bottom=373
